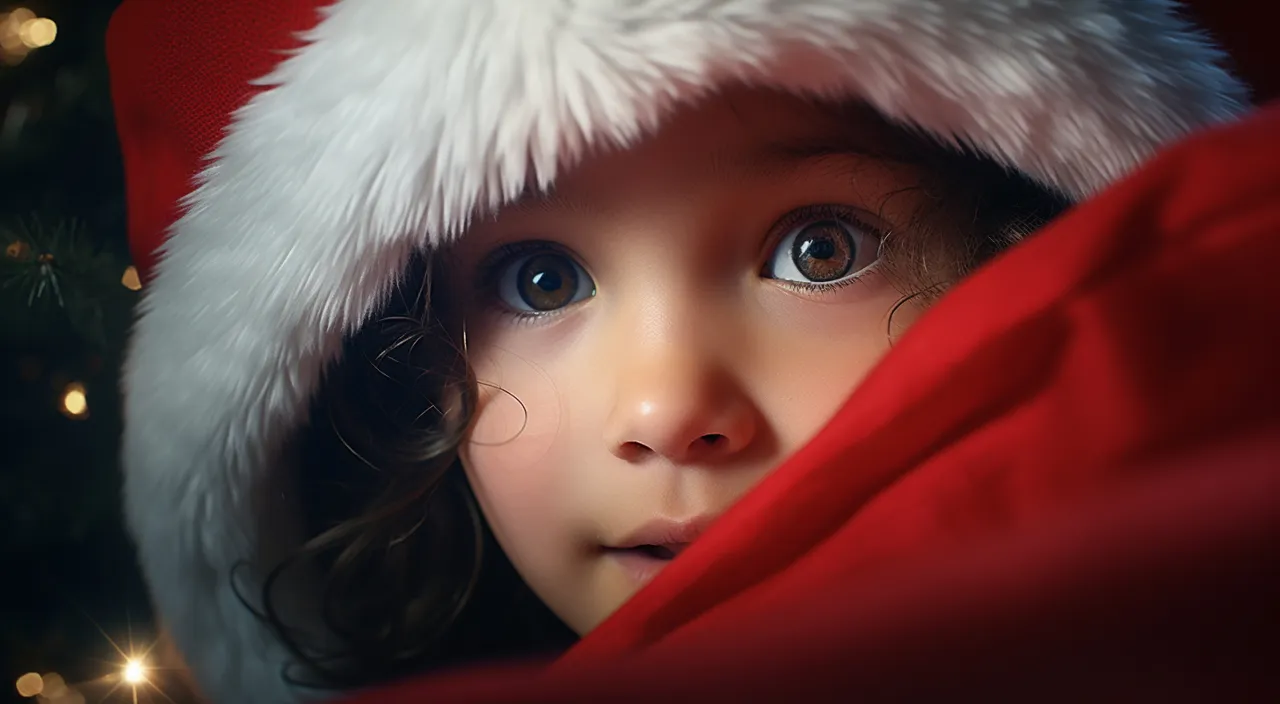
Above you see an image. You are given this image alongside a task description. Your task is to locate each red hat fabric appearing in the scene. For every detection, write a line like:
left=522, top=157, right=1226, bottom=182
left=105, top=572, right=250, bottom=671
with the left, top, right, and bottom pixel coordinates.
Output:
left=106, top=1, right=1251, bottom=702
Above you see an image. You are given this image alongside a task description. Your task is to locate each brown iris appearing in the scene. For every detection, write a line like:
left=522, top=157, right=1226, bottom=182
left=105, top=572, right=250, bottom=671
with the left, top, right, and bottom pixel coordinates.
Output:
left=791, top=221, right=855, bottom=282
left=517, top=253, right=579, bottom=311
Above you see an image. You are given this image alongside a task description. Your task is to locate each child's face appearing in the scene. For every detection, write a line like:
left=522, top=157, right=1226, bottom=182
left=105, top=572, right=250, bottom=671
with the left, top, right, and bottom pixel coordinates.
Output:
left=447, top=87, right=940, bottom=635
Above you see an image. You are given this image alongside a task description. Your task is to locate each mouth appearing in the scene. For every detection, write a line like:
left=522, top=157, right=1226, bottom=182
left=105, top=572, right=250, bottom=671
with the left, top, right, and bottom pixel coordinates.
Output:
left=604, top=516, right=714, bottom=582
left=607, top=543, right=689, bottom=560
left=612, top=516, right=712, bottom=551
left=604, top=544, right=688, bottom=584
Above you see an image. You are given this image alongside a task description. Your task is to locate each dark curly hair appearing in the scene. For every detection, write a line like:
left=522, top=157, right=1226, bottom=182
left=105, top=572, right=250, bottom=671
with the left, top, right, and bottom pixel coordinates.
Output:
left=258, top=100, right=1072, bottom=691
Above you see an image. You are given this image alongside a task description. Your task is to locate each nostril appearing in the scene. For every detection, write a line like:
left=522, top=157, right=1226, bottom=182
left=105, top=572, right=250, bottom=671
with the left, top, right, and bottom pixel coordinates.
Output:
left=613, top=435, right=730, bottom=462
left=617, top=441, right=651, bottom=461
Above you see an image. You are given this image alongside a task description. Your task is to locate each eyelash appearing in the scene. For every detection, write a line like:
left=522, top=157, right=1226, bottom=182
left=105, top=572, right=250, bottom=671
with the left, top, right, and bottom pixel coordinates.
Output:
left=476, top=204, right=888, bottom=323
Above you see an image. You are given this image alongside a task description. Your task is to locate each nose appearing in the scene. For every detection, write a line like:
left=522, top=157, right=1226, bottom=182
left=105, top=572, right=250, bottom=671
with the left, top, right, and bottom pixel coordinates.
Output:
left=604, top=339, right=759, bottom=465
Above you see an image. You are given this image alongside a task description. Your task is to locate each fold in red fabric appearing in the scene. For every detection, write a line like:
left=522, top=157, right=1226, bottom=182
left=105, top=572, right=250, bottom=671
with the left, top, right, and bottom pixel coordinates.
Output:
left=344, top=105, right=1280, bottom=702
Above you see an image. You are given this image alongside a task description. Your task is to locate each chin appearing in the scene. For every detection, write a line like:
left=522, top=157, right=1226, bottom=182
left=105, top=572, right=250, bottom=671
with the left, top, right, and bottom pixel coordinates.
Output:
left=541, top=559, right=649, bottom=637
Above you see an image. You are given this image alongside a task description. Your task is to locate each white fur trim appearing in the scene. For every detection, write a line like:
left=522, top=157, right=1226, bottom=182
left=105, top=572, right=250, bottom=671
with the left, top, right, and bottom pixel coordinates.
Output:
left=121, top=0, right=1247, bottom=702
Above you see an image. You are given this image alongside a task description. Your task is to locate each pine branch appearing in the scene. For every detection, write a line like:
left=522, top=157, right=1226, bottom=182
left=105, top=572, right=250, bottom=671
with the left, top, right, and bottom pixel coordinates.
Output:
left=1, top=213, right=135, bottom=348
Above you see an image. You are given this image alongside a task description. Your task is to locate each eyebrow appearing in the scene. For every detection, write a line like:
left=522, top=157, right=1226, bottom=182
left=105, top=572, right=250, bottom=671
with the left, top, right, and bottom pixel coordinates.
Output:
left=722, top=132, right=925, bottom=183
left=507, top=183, right=582, bottom=214
left=503, top=126, right=927, bottom=214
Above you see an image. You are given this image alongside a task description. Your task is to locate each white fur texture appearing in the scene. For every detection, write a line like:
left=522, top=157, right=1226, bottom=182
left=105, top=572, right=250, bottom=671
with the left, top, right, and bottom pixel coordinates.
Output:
left=121, top=0, right=1247, bottom=702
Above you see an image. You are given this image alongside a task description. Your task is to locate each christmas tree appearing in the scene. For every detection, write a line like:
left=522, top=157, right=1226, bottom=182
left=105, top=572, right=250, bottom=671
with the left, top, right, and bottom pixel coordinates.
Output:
left=1, top=2, right=182, bottom=701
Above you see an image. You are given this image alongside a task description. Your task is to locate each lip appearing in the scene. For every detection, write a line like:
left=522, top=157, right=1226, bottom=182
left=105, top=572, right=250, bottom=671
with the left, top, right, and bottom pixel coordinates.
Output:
left=610, top=515, right=716, bottom=553
left=608, top=549, right=673, bottom=584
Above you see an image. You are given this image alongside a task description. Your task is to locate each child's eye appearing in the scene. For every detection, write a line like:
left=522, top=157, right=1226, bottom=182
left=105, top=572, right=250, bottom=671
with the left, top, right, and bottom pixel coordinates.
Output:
left=763, top=207, right=881, bottom=288
left=491, top=244, right=596, bottom=315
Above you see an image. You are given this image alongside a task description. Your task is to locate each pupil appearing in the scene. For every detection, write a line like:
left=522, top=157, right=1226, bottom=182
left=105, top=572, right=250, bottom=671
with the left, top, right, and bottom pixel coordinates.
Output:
left=801, top=237, right=836, bottom=260
left=531, top=270, right=562, bottom=292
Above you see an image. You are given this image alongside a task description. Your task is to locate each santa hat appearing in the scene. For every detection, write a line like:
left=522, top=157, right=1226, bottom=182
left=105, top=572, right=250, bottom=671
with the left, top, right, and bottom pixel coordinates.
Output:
left=106, top=1, right=1250, bottom=702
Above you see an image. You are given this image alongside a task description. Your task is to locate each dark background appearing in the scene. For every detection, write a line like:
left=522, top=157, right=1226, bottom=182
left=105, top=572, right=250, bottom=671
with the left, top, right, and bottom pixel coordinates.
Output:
left=1, top=1, right=150, bottom=702
left=0, top=1, right=1272, bottom=703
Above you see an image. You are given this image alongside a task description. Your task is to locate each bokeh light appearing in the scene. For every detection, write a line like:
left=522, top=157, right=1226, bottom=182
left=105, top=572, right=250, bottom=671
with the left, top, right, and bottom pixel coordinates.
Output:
left=0, top=8, right=56, bottom=64
left=14, top=672, right=42, bottom=698
left=38, top=672, right=65, bottom=698
left=121, top=265, right=142, bottom=291
left=18, top=17, right=56, bottom=48
left=60, top=382, right=88, bottom=419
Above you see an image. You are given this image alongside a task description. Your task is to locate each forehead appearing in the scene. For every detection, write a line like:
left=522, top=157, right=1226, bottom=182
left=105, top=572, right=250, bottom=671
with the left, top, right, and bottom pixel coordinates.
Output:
left=506, top=86, right=922, bottom=214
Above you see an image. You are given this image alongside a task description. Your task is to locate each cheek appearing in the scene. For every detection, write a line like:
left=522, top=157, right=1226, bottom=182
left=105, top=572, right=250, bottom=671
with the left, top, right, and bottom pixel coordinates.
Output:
left=753, top=279, right=923, bottom=446
left=466, top=346, right=564, bottom=452
left=459, top=345, right=579, bottom=569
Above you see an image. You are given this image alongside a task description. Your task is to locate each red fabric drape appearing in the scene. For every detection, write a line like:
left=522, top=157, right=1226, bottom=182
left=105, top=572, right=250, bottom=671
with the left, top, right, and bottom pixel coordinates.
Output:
left=343, top=103, right=1280, bottom=702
